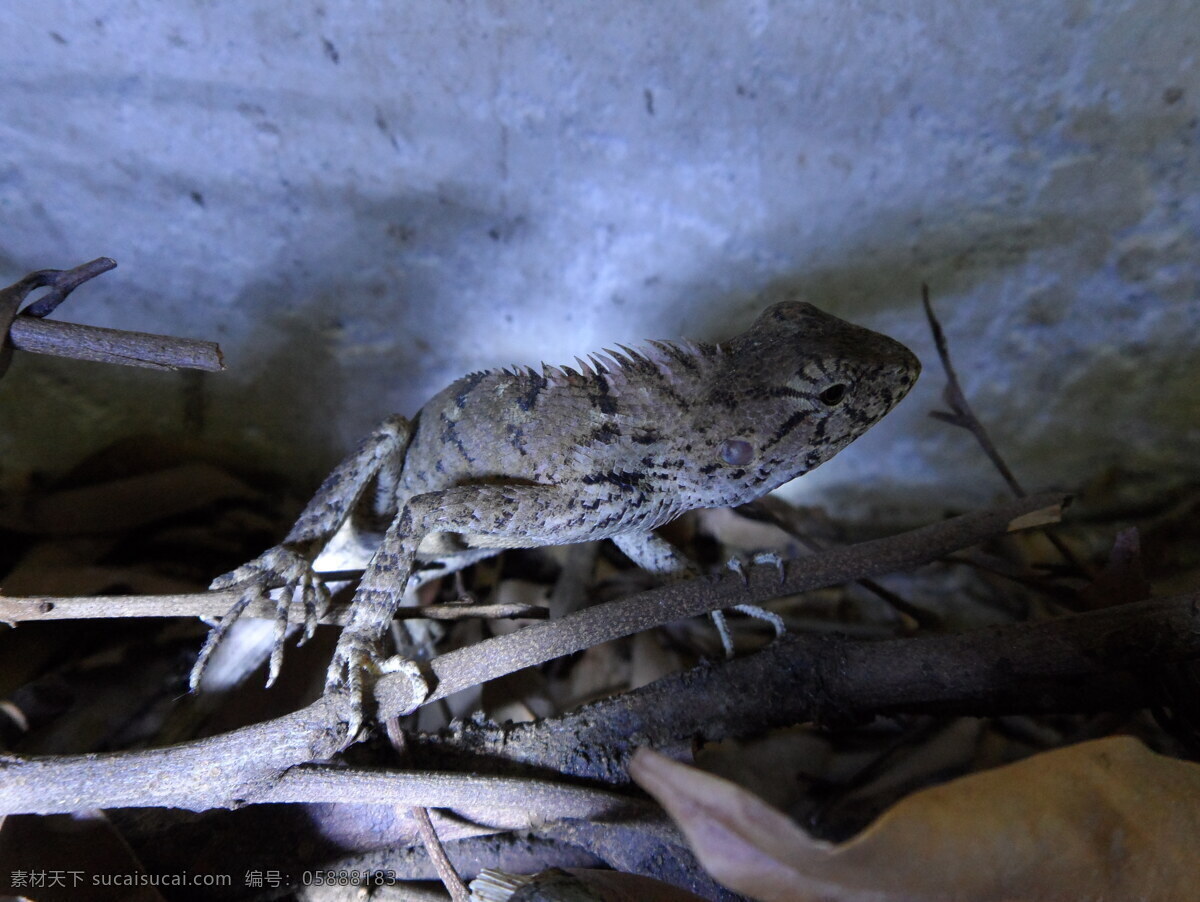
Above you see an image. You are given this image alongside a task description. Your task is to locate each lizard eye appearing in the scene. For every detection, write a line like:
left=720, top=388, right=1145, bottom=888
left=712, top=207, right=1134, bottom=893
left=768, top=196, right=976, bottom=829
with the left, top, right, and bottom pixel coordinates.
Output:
left=818, top=383, right=847, bottom=406
left=719, top=439, right=754, bottom=466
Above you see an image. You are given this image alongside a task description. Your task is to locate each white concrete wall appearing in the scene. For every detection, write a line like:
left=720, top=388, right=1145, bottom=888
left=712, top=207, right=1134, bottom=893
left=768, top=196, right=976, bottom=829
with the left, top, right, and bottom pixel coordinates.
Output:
left=2, top=2, right=1198, bottom=514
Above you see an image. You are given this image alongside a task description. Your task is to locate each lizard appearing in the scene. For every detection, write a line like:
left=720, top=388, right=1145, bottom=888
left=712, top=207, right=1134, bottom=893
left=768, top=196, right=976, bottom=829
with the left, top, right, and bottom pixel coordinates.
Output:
left=191, top=298, right=920, bottom=736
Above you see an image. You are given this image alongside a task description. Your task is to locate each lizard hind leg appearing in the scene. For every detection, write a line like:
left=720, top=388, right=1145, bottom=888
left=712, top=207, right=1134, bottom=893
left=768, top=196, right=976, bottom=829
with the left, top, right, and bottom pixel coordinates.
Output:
left=325, top=483, right=577, bottom=736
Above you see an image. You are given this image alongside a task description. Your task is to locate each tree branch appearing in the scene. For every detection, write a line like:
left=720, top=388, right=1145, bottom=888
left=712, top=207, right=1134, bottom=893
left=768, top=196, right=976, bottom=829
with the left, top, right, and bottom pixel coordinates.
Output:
left=921, top=285, right=1091, bottom=580
left=376, top=492, right=1068, bottom=717
left=4, top=576, right=1195, bottom=815
left=408, top=591, right=1200, bottom=783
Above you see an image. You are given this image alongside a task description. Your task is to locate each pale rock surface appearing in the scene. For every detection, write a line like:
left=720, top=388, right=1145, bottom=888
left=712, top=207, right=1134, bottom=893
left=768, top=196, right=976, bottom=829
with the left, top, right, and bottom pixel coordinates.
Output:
left=1, top=2, right=1197, bottom=517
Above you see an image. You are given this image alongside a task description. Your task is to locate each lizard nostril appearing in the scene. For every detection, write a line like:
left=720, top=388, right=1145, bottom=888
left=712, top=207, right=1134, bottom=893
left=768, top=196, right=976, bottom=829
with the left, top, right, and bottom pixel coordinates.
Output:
left=719, top=439, right=754, bottom=466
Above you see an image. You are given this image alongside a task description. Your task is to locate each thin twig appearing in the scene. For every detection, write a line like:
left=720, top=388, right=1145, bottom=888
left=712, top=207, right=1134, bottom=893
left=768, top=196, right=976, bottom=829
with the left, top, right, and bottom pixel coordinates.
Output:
left=921, top=285, right=1092, bottom=580
left=7, top=317, right=224, bottom=371
left=922, top=285, right=1025, bottom=496
left=0, top=495, right=1065, bottom=816
left=412, top=806, right=471, bottom=902
left=0, top=591, right=547, bottom=624
left=20, top=257, right=118, bottom=317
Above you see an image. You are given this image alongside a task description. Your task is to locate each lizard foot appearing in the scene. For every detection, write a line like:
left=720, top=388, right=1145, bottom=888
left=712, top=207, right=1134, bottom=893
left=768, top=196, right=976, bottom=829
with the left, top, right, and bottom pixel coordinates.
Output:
left=710, top=553, right=788, bottom=658
left=324, top=631, right=383, bottom=740
left=725, top=551, right=787, bottom=586
left=708, top=604, right=788, bottom=658
left=324, top=637, right=433, bottom=739
left=193, top=545, right=330, bottom=691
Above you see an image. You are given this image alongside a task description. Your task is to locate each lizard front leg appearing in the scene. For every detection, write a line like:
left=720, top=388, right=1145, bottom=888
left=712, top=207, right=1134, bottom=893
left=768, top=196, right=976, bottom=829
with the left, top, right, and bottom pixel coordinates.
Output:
left=613, top=530, right=786, bottom=657
left=191, top=414, right=411, bottom=690
left=324, top=483, right=578, bottom=736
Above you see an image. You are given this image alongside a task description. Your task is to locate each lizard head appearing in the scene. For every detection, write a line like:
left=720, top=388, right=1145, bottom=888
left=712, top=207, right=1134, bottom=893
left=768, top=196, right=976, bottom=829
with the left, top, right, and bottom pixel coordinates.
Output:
left=694, top=299, right=920, bottom=503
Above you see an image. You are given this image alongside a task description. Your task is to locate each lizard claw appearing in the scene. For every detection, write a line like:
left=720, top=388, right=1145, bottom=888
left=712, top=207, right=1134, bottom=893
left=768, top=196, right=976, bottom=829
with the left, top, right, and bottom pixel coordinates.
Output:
left=709, top=609, right=736, bottom=658
left=324, top=630, right=388, bottom=740
left=193, top=545, right=329, bottom=691
left=725, top=551, right=786, bottom=585
left=190, top=590, right=257, bottom=690
left=731, top=603, right=787, bottom=639
left=708, top=603, right=788, bottom=659
left=710, top=553, right=788, bottom=658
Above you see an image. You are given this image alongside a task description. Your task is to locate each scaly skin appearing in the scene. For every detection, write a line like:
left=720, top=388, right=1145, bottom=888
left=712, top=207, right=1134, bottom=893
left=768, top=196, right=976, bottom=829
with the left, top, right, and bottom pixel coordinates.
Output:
left=197, top=299, right=920, bottom=737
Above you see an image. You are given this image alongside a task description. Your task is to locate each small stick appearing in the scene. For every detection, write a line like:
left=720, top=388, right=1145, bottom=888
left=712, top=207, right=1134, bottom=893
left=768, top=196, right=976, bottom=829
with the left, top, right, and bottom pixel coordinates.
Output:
left=736, top=497, right=941, bottom=629
left=411, top=806, right=470, bottom=902
left=7, top=317, right=224, bottom=372
left=921, top=285, right=1024, bottom=496
left=0, top=591, right=547, bottom=624
left=0, top=257, right=224, bottom=375
left=20, top=257, right=118, bottom=317
left=5, top=578, right=1198, bottom=815
left=376, top=493, right=1067, bottom=718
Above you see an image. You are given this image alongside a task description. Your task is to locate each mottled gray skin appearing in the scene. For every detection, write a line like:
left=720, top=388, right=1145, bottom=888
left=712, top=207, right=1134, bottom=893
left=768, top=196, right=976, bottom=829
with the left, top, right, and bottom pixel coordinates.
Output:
left=196, top=300, right=920, bottom=731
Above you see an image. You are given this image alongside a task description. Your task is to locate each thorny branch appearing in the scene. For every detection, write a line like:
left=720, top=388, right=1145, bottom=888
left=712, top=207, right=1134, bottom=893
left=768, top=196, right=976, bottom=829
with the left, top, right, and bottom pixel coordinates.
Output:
left=0, top=493, right=1066, bottom=814
left=0, top=257, right=224, bottom=376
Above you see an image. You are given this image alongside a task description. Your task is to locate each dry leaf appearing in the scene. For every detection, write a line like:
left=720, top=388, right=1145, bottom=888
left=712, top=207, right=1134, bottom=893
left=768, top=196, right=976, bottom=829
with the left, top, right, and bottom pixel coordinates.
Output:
left=631, top=736, right=1200, bottom=901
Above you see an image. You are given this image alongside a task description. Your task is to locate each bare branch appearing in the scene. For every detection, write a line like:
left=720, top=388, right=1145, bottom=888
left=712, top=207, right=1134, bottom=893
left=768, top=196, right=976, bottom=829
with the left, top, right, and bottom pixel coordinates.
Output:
left=921, top=285, right=1091, bottom=580
left=20, top=257, right=119, bottom=316
left=376, top=492, right=1068, bottom=718
left=412, top=806, right=471, bottom=902
left=6, top=567, right=1197, bottom=816
left=0, top=689, right=645, bottom=817
left=408, top=590, right=1200, bottom=783
left=0, top=495, right=1064, bottom=816
left=736, top=495, right=941, bottom=629
left=921, top=284, right=1024, bottom=496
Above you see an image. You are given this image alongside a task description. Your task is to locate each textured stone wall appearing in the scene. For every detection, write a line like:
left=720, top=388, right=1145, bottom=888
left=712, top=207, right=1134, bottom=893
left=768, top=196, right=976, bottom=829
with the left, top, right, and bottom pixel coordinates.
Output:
left=2, top=2, right=1197, bottom=514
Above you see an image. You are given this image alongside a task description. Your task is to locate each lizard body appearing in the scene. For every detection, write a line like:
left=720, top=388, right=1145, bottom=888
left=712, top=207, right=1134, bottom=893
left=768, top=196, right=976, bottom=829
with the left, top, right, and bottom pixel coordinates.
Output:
left=195, top=300, right=920, bottom=734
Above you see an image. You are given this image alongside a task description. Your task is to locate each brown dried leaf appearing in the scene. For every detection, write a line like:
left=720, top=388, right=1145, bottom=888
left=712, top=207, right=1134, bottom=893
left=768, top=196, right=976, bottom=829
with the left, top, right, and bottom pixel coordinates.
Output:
left=631, top=737, right=1200, bottom=901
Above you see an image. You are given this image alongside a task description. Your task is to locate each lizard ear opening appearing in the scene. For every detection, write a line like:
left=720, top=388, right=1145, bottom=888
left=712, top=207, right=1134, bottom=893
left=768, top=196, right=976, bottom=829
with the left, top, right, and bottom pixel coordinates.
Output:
left=818, top=383, right=847, bottom=406
left=719, top=439, right=754, bottom=466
